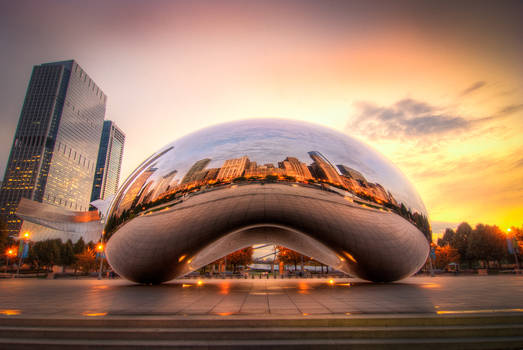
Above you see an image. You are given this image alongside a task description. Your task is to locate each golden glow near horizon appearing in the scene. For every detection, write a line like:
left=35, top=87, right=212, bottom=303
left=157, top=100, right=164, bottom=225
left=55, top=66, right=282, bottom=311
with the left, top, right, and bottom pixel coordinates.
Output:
left=0, top=2, right=521, bottom=233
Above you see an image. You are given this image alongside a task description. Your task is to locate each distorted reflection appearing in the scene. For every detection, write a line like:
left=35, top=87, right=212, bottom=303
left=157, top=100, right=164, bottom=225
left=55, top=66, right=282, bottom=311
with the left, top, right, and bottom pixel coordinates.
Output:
left=105, top=120, right=430, bottom=241
left=103, top=119, right=431, bottom=284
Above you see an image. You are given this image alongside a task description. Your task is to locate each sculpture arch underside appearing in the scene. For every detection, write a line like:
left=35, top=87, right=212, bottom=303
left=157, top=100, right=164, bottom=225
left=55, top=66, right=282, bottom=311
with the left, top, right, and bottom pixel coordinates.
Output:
left=105, top=184, right=429, bottom=284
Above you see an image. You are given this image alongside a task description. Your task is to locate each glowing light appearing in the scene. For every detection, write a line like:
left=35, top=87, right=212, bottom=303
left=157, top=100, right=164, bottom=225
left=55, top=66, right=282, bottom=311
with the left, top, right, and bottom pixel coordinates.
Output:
left=343, top=251, right=357, bottom=263
left=328, top=279, right=335, bottom=285
left=345, top=312, right=351, bottom=315
left=302, top=313, right=309, bottom=316
left=0, top=309, right=21, bottom=316
left=182, top=284, right=192, bottom=288
left=178, top=255, right=186, bottom=262
left=96, top=243, right=104, bottom=252
left=437, top=309, right=523, bottom=315
left=421, top=283, right=440, bottom=289
left=197, top=280, right=203, bottom=286
left=22, top=232, right=30, bottom=239
left=82, top=312, right=107, bottom=317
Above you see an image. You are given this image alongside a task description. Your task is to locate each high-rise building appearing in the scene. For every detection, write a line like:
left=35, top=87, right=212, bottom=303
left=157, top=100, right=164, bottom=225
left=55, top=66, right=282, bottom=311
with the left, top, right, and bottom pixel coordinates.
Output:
left=91, top=121, right=125, bottom=201
left=0, top=60, right=106, bottom=235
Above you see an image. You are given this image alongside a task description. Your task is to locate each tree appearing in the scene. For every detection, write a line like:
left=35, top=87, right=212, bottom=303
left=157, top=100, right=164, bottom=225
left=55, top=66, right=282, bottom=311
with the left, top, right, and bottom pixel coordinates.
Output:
left=74, top=247, right=97, bottom=274
left=434, top=245, right=460, bottom=269
left=277, top=246, right=307, bottom=272
left=438, top=228, right=455, bottom=247
left=60, top=239, right=76, bottom=272
left=226, top=247, right=253, bottom=273
left=467, top=224, right=506, bottom=267
left=29, top=239, right=62, bottom=272
left=0, top=218, right=14, bottom=257
left=73, top=237, right=85, bottom=254
left=265, top=175, right=278, bottom=182
left=451, top=222, right=472, bottom=264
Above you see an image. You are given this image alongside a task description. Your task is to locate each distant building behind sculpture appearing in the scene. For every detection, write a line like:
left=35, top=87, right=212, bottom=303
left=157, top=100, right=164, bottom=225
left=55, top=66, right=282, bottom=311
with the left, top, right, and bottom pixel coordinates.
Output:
left=91, top=120, right=125, bottom=201
left=0, top=60, right=106, bottom=236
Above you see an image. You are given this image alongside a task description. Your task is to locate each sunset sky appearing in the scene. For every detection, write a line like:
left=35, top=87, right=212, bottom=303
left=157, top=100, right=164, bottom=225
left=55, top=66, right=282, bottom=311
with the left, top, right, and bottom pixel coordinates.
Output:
left=0, top=0, right=521, bottom=235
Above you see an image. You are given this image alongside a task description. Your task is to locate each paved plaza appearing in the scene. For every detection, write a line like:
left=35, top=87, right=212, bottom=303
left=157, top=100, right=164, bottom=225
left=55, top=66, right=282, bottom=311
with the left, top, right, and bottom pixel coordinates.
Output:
left=0, top=275, right=522, bottom=317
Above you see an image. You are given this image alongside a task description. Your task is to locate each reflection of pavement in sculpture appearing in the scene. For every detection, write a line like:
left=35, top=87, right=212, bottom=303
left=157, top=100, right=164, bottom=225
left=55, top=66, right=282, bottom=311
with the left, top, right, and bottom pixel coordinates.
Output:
left=106, top=184, right=428, bottom=284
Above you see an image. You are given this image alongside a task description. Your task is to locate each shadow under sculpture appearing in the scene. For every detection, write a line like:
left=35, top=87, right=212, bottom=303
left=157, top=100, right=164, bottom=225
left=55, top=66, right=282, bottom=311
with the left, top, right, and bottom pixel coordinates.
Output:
left=104, top=119, right=430, bottom=284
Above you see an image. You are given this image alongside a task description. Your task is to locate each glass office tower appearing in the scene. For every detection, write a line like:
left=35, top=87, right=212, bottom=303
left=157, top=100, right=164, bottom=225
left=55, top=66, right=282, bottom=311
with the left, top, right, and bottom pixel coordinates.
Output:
left=0, top=60, right=106, bottom=235
left=91, top=121, right=125, bottom=201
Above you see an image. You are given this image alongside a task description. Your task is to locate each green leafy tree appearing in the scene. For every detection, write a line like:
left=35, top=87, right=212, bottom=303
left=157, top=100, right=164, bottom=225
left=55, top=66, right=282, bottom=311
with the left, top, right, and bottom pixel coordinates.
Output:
left=29, top=239, right=62, bottom=272
left=73, top=237, right=85, bottom=254
left=451, top=222, right=472, bottom=264
left=467, top=224, right=506, bottom=268
left=438, top=228, right=455, bottom=247
left=60, top=239, right=76, bottom=272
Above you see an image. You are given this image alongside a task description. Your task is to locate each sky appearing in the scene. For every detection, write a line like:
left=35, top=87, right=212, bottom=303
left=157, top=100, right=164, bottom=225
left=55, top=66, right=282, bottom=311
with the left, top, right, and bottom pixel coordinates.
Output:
left=0, top=0, right=522, bottom=235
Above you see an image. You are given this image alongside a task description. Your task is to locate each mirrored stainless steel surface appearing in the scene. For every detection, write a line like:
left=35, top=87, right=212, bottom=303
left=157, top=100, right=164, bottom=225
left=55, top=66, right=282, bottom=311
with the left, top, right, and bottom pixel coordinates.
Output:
left=104, top=119, right=430, bottom=283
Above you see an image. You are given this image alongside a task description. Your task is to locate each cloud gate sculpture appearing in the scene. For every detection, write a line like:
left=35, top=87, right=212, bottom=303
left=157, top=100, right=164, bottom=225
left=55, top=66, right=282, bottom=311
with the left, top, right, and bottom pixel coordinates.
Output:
left=104, top=119, right=430, bottom=284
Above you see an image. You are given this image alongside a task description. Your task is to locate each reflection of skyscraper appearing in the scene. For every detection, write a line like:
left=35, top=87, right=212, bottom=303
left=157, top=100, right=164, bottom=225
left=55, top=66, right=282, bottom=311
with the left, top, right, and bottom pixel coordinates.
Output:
left=308, top=151, right=343, bottom=184
left=203, top=168, right=220, bottom=181
left=91, top=121, right=125, bottom=201
left=282, top=157, right=312, bottom=180
left=150, top=169, right=178, bottom=201
left=117, top=167, right=157, bottom=214
left=337, top=165, right=366, bottom=182
left=216, top=156, right=250, bottom=180
left=0, top=60, right=106, bottom=235
left=181, top=159, right=211, bottom=184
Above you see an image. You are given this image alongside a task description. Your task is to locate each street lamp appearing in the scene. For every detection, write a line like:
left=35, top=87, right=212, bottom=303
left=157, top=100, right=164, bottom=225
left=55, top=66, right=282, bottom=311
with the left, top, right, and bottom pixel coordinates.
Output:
left=5, top=248, right=16, bottom=274
left=96, top=243, right=105, bottom=280
left=16, top=232, right=30, bottom=277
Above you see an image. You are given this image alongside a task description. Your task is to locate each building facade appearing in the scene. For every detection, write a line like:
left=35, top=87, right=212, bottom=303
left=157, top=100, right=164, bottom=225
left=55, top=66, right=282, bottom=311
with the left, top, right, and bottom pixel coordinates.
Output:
left=91, top=121, right=125, bottom=201
left=0, top=60, right=106, bottom=235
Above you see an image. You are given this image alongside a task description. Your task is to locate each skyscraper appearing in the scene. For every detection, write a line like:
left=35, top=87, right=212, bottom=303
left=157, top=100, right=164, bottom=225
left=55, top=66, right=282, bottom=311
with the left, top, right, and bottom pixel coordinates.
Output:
left=0, top=60, right=106, bottom=235
left=91, top=121, right=125, bottom=202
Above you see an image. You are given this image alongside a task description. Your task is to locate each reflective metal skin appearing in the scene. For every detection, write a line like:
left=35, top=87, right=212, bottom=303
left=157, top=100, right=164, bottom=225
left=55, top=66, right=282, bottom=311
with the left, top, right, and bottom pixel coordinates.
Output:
left=104, top=119, right=430, bottom=283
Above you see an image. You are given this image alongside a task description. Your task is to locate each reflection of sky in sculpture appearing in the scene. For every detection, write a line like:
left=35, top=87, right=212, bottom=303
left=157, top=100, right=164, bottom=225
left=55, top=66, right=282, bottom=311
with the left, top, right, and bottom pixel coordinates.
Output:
left=122, top=119, right=426, bottom=215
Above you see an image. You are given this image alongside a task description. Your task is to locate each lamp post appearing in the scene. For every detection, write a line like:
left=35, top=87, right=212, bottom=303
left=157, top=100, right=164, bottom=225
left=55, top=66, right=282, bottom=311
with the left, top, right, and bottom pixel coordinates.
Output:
left=96, top=243, right=104, bottom=280
left=5, top=248, right=16, bottom=274
left=507, top=228, right=520, bottom=274
left=16, top=232, right=30, bottom=277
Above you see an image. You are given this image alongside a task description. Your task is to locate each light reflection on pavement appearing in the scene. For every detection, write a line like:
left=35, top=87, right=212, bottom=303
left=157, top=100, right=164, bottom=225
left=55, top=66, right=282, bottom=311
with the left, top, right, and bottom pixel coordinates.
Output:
left=0, top=276, right=521, bottom=317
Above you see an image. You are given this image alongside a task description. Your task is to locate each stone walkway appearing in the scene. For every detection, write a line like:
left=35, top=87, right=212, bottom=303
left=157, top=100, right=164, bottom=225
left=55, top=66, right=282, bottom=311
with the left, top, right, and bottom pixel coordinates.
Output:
left=0, top=275, right=521, bottom=317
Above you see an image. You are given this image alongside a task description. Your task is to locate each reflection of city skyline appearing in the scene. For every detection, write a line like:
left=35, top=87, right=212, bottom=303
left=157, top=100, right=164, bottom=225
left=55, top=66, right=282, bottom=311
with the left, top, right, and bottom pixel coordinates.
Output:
left=122, top=151, right=400, bottom=214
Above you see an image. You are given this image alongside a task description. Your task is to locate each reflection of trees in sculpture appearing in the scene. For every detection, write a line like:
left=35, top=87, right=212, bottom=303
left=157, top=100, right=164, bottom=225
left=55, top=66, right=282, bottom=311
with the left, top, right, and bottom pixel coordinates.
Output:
left=277, top=246, right=308, bottom=272
left=227, top=247, right=253, bottom=273
left=211, top=247, right=253, bottom=273
left=105, top=151, right=432, bottom=241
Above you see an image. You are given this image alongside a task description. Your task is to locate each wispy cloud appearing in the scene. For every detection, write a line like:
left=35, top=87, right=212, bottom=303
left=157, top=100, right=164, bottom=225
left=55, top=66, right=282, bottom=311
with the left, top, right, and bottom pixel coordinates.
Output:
left=459, top=81, right=486, bottom=96
left=347, top=98, right=471, bottom=139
